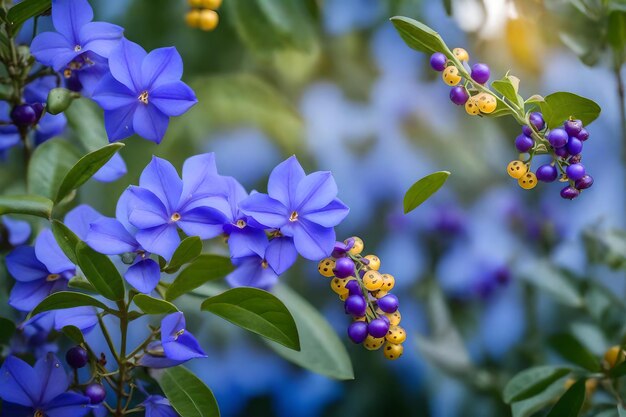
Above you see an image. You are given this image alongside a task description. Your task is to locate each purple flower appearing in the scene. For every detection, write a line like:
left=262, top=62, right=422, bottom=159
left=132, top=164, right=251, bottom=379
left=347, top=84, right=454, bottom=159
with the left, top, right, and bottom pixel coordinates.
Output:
left=92, top=38, right=197, bottom=143
left=30, top=0, right=123, bottom=95
left=0, top=353, right=91, bottom=417
left=0, top=101, right=20, bottom=154
left=226, top=240, right=279, bottom=290
left=2, top=216, right=31, bottom=246
left=138, top=312, right=206, bottom=369
left=240, top=156, right=349, bottom=260
left=124, top=154, right=227, bottom=260
left=92, top=153, right=127, bottom=182
left=7, top=230, right=75, bottom=311
left=143, top=395, right=178, bottom=417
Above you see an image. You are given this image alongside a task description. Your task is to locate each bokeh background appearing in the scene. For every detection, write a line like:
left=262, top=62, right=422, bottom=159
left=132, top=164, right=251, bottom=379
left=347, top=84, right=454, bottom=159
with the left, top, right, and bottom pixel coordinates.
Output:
left=5, top=0, right=626, bottom=416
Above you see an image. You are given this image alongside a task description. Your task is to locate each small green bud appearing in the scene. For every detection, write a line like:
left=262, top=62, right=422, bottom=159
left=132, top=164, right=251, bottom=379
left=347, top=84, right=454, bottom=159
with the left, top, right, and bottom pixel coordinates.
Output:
left=46, top=88, right=73, bottom=115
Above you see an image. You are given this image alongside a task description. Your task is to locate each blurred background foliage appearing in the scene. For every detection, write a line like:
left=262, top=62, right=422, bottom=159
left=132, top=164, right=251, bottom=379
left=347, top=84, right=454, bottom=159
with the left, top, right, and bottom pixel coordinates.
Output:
left=3, top=0, right=626, bottom=416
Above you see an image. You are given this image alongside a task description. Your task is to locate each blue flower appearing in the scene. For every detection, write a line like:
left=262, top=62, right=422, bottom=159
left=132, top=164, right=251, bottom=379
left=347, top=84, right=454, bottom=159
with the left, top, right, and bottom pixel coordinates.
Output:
left=1, top=216, right=31, bottom=246
left=226, top=240, right=279, bottom=290
left=0, top=101, right=20, bottom=155
left=0, top=353, right=91, bottom=417
left=92, top=153, right=127, bottom=182
left=142, top=395, right=178, bottom=417
left=125, top=154, right=227, bottom=260
left=240, top=156, right=349, bottom=260
left=30, top=0, right=123, bottom=95
left=92, top=38, right=197, bottom=143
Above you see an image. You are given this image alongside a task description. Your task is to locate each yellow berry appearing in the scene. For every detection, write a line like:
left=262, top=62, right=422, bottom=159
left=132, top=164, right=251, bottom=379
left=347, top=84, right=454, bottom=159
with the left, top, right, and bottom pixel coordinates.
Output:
left=383, top=342, right=404, bottom=360
left=465, top=96, right=480, bottom=116
left=604, top=346, right=625, bottom=368
left=330, top=277, right=351, bottom=295
left=347, top=236, right=364, bottom=255
left=187, top=0, right=203, bottom=6
left=453, top=47, right=469, bottom=61
left=317, top=258, right=335, bottom=277
left=339, top=292, right=348, bottom=301
left=507, top=160, right=528, bottom=179
left=364, top=255, right=380, bottom=271
left=442, top=66, right=461, bottom=86
left=198, top=9, right=219, bottom=31
left=476, top=93, right=497, bottom=114
left=363, top=335, right=385, bottom=351
left=373, top=290, right=388, bottom=299
left=387, top=310, right=401, bottom=326
left=385, top=326, right=407, bottom=344
left=363, top=270, right=384, bottom=291
left=201, top=0, right=222, bottom=9
left=381, top=274, right=395, bottom=291
left=185, top=9, right=201, bottom=28
left=518, top=172, right=537, bottom=190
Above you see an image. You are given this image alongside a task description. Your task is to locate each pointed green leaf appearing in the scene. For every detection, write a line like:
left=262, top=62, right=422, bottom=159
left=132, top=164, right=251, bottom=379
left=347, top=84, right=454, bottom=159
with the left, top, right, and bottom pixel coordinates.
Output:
left=155, top=366, right=220, bottom=417
left=165, top=255, right=234, bottom=301
left=492, top=75, right=524, bottom=108
left=51, top=220, right=80, bottom=264
left=201, top=287, right=300, bottom=350
left=390, top=16, right=449, bottom=55
left=68, top=276, right=97, bottom=293
left=546, top=378, right=586, bottom=417
left=512, top=378, right=567, bottom=417
left=504, top=366, right=571, bottom=404
left=28, top=139, right=80, bottom=200
left=7, top=0, right=51, bottom=32
left=64, top=98, right=109, bottom=151
left=549, top=333, right=601, bottom=371
left=403, top=171, right=450, bottom=214
left=62, top=325, right=85, bottom=344
left=76, top=242, right=125, bottom=301
left=539, top=92, right=601, bottom=128
left=133, top=294, right=179, bottom=315
left=163, top=236, right=203, bottom=274
left=0, top=195, right=53, bottom=219
left=29, top=291, right=109, bottom=318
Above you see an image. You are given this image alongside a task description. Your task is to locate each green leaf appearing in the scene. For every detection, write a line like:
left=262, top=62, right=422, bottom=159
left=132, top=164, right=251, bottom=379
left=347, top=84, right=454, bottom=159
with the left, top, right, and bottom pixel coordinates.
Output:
left=62, top=325, right=85, bottom=344
left=76, top=242, right=125, bottom=301
left=29, top=291, right=109, bottom=318
left=492, top=75, right=524, bottom=109
left=583, top=228, right=626, bottom=271
left=163, top=236, right=203, bottom=274
left=390, top=16, right=449, bottom=55
left=68, top=276, right=97, bottom=293
left=403, top=171, right=450, bottom=214
left=155, top=366, right=220, bottom=417
left=0, top=317, right=16, bottom=345
left=549, top=333, right=601, bottom=371
left=28, top=139, right=79, bottom=199
left=201, top=287, right=300, bottom=351
left=7, top=0, right=51, bottom=32
left=51, top=220, right=80, bottom=264
left=165, top=255, right=234, bottom=301
left=539, top=92, right=601, bottom=128
left=512, top=378, right=568, bottom=417
left=504, top=366, right=571, bottom=404
left=0, top=195, right=53, bottom=219
left=546, top=378, right=586, bottom=417
left=56, top=143, right=124, bottom=202
left=64, top=98, right=109, bottom=151
left=610, top=360, right=626, bottom=378
left=608, top=11, right=626, bottom=59
left=522, top=261, right=584, bottom=308
left=443, top=0, right=452, bottom=15
left=133, top=294, right=179, bottom=315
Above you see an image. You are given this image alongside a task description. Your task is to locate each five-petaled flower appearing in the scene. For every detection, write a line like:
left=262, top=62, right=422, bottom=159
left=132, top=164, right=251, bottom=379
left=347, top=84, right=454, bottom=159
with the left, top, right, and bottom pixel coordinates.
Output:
left=142, top=395, right=178, bottom=417
left=226, top=240, right=280, bottom=290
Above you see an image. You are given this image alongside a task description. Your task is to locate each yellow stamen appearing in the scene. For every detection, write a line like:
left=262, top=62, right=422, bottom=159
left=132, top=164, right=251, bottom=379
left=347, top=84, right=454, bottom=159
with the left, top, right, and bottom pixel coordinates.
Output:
left=170, top=212, right=181, bottom=222
left=74, top=45, right=82, bottom=52
left=174, top=329, right=185, bottom=340
left=235, top=219, right=246, bottom=229
left=63, top=69, right=72, bottom=78
left=261, top=260, right=269, bottom=269
left=35, top=410, right=44, bottom=417
left=138, top=90, right=149, bottom=104
left=46, top=273, right=61, bottom=282
left=289, top=211, right=298, bottom=222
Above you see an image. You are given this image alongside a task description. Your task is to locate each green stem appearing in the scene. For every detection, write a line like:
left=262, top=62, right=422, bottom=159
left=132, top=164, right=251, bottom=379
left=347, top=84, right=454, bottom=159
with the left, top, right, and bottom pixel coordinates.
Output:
left=115, top=300, right=130, bottom=417
left=97, top=314, right=120, bottom=364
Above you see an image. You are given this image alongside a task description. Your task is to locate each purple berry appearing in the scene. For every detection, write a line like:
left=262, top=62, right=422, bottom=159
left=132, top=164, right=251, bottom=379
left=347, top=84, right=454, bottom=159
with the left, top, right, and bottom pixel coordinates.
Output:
left=529, top=112, right=545, bottom=131
left=347, top=321, right=368, bottom=344
left=566, top=163, right=585, bottom=181
left=536, top=164, right=558, bottom=182
left=345, top=280, right=361, bottom=296
left=494, top=266, right=510, bottom=285
left=334, top=257, right=354, bottom=278
left=430, top=52, right=447, bottom=71
left=569, top=154, right=581, bottom=164
left=377, top=294, right=399, bottom=313
left=85, top=383, right=106, bottom=404
left=564, top=119, right=582, bottom=136
left=380, top=315, right=390, bottom=325
left=515, top=134, right=534, bottom=152
left=344, top=295, right=367, bottom=317
left=368, top=318, right=390, bottom=338
left=66, top=346, right=88, bottom=369
left=547, top=128, right=568, bottom=148
left=32, top=103, right=44, bottom=120
left=577, top=128, right=589, bottom=141
left=554, top=147, right=569, bottom=158
left=560, top=186, right=580, bottom=200
left=449, top=86, right=469, bottom=105
left=470, top=63, right=490, bottom=84
left=575, top=175, right=594, bottom=190
left=566, top=137, right=583, bottom=155
left=10, top=104, right=37, bottom=126
left=522, top=125, right=533, bottom=136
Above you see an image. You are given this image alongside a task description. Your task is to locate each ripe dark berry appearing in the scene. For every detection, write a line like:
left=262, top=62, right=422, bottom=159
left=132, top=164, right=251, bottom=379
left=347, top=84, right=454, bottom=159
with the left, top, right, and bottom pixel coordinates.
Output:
left=368, top=318, right=390, bottom=338
left=577, top=128, right=589, bottom=141
left=554, top=147, right=569, bottom=158
left=575, top=175, right=594, bottom=190
left=430, top=52, right=447, bottom=71
left=522, top=125, right=533, bottom=136
left=547, top=128, right=568, bottom=148
left=377, top=294, right=399, bottom=313
left=529, top=112, right=545, bottom=131
left=66, top=346, right=88, bottom=369
left=566, top=137, right=583, bottom=156
left=85, top=383, right=106, bottom=404
left=345, top=279, right=361, bottom=296
left=536, top=164, right=558, bottom=182
left=344, top=295, right=367, bottom=317
left=566, top=163, right=585, bottom=181
left=515, top=134, right=534, bottom=152
left=31, top=103, right=44, bottom=121
left=334, top=257, right=354, bottom=278
left=347, top=321, right=368, bottom=344
left=560, top=186, right=580, bottom=200
left=470, top=63, right=490, bottom=84
left=449, top=86, right=469, bottom=105
left=564, top=119, right=583, bottom=136
left=10, top=104, right=37, bottom=126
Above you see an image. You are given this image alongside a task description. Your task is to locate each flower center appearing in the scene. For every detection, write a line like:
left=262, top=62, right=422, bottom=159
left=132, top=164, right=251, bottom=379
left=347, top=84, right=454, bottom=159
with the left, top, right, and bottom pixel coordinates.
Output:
left=138, top=90, right=149, bottom=104
left=34, top=410, right=45, bottom=417
left=235, top=219, right=246, bottom=229
left=170, top=212, right=181, bottom=222
left=174, top=329, right=185, bottom=340
left=74, top=44, right=82, bottom=52
left=46, top=273, right=61, bottom=282
left=289, top=211, right=298, bottom=222
left=63, top=69, right=72, bottom=78
left=261, top=260, right=269, bottom=269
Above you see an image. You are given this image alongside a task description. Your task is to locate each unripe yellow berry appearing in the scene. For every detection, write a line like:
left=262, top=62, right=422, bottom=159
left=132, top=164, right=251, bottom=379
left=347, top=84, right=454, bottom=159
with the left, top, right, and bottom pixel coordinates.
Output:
left=185, top=9, right=201, bottom=28
left=339, top=292, right=348, bottom=301
left=604, top=346, right=625, bottom=368
left=383, top=342, right=404, bottom=360
left=347, top=236, right=364, bottom=255
left=363, top=255, right=380, bottom=271
left=507, top=160, right=528, bottom=179
left=464, top=96, right=480, bottom=116
left=453, top=47, right=469, bottom=61
left=373, top=290, right=388, bottom=299
left=476, top=93, right=497, bottom=114
left=442, top=66, right=461, bottom=86
left=363, top=335, right=385, bottom=351
left=387, top=310, right=401, bottom=326
left=381, top=273, right=395, bottom=291
left=198, top=9, right=219, bottom=31
left=330, top=277, right=351, bottom=295
left=385, top=326, right=407, bottom=344
left=363, top=270, right=384, bottom=291
left=201, top=0, right=222, bottom=9
left=518, top=172, right=537, bottom=190
left=318, top=258, right=335, bottom=277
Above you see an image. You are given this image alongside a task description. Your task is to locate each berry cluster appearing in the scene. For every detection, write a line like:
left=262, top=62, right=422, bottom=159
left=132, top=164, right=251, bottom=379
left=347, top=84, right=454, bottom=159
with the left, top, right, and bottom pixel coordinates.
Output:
left=185, top=0, right=221, bottom=31
left=507, top=113, right=593, bottom=199
left=66, top=345, right=107, bottom=405
left=430, top=49, right=497, bottom=116
left=318, top=237, right=405, bottom=360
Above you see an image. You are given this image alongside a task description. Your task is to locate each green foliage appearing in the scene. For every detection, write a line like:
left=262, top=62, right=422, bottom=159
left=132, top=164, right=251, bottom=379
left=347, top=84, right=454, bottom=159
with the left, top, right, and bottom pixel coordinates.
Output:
left=511, top=378, right=567, bottom=417
left=27, top=139, right=79, bottom=200
left=492, top=75, right=524, bottom=109
left=155, top=366, right=220, bottom=417
left=76, top=242, right=126, bottom=301
left=6, top=0, right=51, bottom=33
left=64, top=98, right=111, bottom=151
left=46, top=88, right=74, bottom=115
left=537, top=92, right=602, bottom=128
left=133, top=294, right=179, bottom=315
left=403, top=171, right=450, bottom=214
left=504, top=366, right=572, bottom=404
left=390, top=16, right=449, bottom=55
left=546, top=378, right=586, bottom=417
left=0, top=317, right=15, bottom=345
left=162, top=237, right=203, bottom=274
left=0, top=194, right=53, bottom=218
left=29, top=291, right=110, bottom=318
left=201, top=287, right=300, bottom=351
left=165, top=255, right=234, bottom=301
left=549, top=333, right=602, bottom=371
left=583, top=227, right=626, bottom=271
left=522, top=261, right=584, bottom=308
left=62, top=325, right=86, bottom=345
left=51, top=220, right=81, bottom=264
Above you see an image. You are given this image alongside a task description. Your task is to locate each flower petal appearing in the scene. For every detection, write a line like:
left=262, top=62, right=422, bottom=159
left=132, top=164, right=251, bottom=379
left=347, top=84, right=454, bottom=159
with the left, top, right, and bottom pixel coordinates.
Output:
left=295, top=171, right=337, bottom=213
left=6, top=246, right=48, bottom=282
left=34, top=353, right=68, bottom=405
left=86, top=217, right=138, bottom=254
left=127, top=186, right=169, bottom=229
left=30, top=31, right=76, bottom=71
left=92, top=73, right=137, bottom=111
left=178, top=153, right=227, bottom=210
left=115, top=188, right=136, bottom=233
left=142, top=47, right=183, bottom=89
left=44, top=392, right=91, bottom=417
left=162, top=332, right=207, bottom=361
left=0, top=356, right=39, bottom=407
left=9, top=280, right=58, bottom=312
left=135, top=224, right=180, bottom=260
left=103, top=104, right=137, bottom=142
left=92, top=152, right=127, bottom=182
left=64, top=204, right=104, bottom=241
left=227, top=227, right=268, bottom=259
left=226, top=257, right=278, bottom=290
left=132, top=103, right=169, bottom=144
left=292, top=219, right=335, bottom=260
left=108, top=38, right=146, bottom=91
left=239, top=193, right=288, bottom=229
left=2, top=217, right=31, bottom=246
left=53, top=307, right=98, bottom=333
left=52, top=0, right=94, bottom=43
left=124, top=258, right=161, bottom=293
left=35, top=229, right=74, bottom=274
left=79, top=21, right=123, bottom=58
left=161, top=312, right=185, bottom=340
left=150, top=81, right=197, bottom=117
left=177, top=206, right=227, bottom=240
left=268, top=155, right=305, bottom=207
left=265, top=237, right=298, bottom=275
left=301, top=198, right=349, bottom=228
left=139, top=157, right=182, bottom=214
